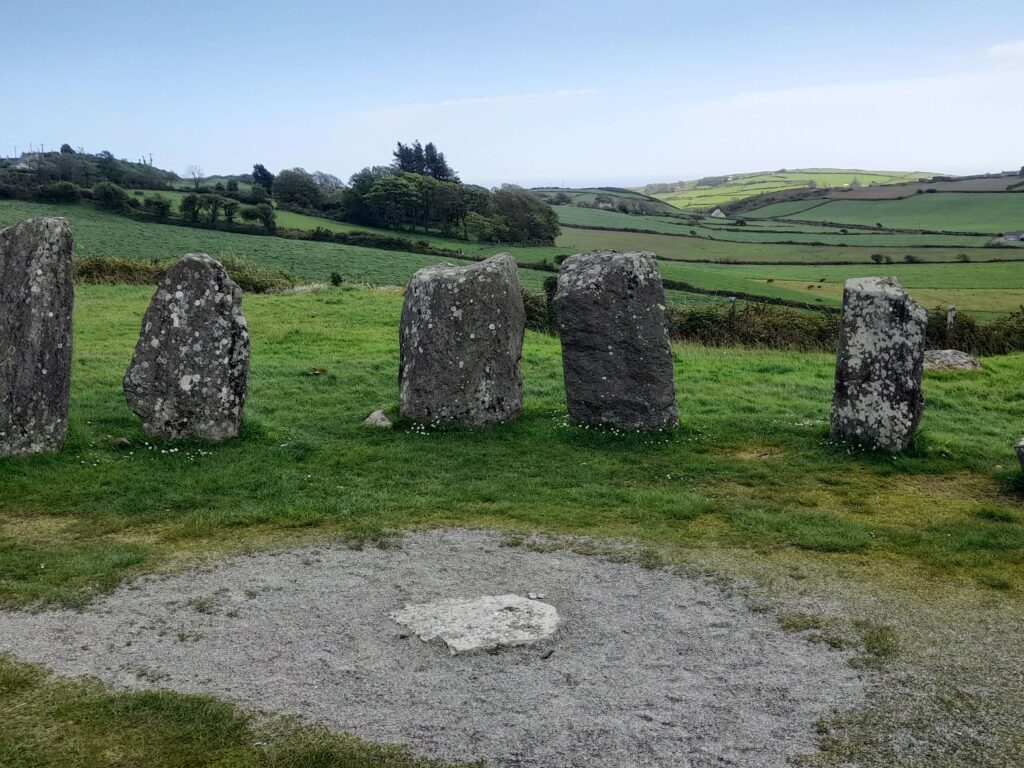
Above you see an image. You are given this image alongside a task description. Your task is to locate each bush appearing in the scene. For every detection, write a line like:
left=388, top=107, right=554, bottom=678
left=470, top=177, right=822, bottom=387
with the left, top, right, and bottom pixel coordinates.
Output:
left=92, top=181, right=130, bottom=211
left=142, top=194, right=172, bottom=220
left=35, top=182, right=81, bottom=204
left=330, top=272, right=344, bottom=287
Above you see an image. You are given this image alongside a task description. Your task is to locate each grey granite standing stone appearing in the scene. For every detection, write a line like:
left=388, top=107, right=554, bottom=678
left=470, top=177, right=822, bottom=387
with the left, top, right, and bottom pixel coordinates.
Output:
left=830, top=277, right=926, bottom=452
left=124, top=254, right=249, bottom=440
left=0, top=218, right=74, bottom=457
left=1015, top=437, right=1024, bottom=471
left=399, top=254, right=525, bottom=426
left=554, top=251, right=678, bottom=430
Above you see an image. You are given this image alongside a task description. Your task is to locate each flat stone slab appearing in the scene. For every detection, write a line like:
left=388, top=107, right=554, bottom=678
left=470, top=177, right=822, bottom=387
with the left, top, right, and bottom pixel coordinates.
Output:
left=923, top=349, right=981, bottom=371
left=393, top=594, right=559, bottom=654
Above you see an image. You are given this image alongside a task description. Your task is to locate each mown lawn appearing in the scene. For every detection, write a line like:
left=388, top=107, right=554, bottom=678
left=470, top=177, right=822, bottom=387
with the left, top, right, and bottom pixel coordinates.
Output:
left=2, top=285, right=1023, bottom=765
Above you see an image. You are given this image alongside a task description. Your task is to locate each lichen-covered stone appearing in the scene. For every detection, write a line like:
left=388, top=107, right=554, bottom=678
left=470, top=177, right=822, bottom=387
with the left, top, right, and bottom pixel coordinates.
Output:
left=554, top=251, right=678, bottom=430
left=124, top=254, right=249, bottom=440
left=0, top=218, right=74, bottom=457
left=831, top=277, right=926, bottom=452
left=923, top=349, right=980, bottom=371
left=399, top=254, right=525, bottom=426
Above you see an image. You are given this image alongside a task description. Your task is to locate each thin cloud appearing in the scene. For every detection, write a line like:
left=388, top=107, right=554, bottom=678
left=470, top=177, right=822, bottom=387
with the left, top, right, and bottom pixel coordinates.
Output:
left=355, top=89, right=598, bottom=118
left=986, top=39, right=1024, bottom=59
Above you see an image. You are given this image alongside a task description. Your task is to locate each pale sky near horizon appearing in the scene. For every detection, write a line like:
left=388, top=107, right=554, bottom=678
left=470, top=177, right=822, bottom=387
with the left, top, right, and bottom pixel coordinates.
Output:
left=2, top=1, right=1022, bottom=187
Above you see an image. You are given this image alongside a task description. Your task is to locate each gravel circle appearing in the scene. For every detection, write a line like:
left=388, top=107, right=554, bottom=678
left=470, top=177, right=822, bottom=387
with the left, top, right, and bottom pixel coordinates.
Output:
left=0, top=528, right=868, bottom=767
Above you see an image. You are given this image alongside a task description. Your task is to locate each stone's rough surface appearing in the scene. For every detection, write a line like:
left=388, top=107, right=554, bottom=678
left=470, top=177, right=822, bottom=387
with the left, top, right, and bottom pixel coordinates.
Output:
left=0, top=218, right=74, bottom=458
left=1016, top=438, right=1024, bottom=471
left=923, top=349, right=981, bottom=371
left=124, top=254, right=249, bottom=440
left=831, top=277, right=927, bottom=452
left=393, top=594, right=560, bottom=655
left=399, top=254, right=525, bottom=426
left=363, top=410, right=392, bottom=428
left=554, top=251, right=678, bottom=430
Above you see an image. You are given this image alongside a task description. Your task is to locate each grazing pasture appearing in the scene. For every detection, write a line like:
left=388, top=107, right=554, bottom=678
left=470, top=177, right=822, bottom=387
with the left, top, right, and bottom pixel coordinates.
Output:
left=749, top=192, right=1024, bottom=234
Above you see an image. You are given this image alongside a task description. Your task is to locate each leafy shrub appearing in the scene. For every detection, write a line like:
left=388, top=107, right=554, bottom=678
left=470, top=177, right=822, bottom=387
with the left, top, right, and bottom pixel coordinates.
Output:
left=35, top=182, right=82, bottom=204
left=142, top=195, right=172, bottom=220
left=92, top=181, right=130, bottom=211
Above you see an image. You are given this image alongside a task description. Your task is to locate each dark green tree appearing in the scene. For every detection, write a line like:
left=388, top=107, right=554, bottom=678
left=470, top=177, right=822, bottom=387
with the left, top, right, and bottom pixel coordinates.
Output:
left=252, top=163, right=275, bottom=193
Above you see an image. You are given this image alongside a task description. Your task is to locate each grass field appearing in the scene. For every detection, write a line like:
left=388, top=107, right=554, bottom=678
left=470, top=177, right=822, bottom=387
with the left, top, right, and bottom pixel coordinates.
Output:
left=5, top=198, right=1023, bottom=316
left=642, top=169, right=930, bottom=211
left=1, top=285, right=1023, bottom=764
left=749, top=192, right=1024, bottom=233
left=0, top=200, right=554, bottom=291
left=555, top=205, right=997, bottom=248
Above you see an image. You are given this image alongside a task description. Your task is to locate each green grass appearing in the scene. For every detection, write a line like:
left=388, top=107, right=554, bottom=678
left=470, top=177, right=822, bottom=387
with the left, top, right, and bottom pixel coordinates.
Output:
left=0, top=654, right=459, bottom=767
left=644, top=169, right=929, bottom=211
left=0, top=200, right=552, bottom=290
left=5, top=198, right=1023, bottom=314
left=3, top=285, right=1024, bottom=764
left=3, top=285, right=1023, bottom=610
left=749, top=193, right=1024, bottom=233
left=554, top=205, right=997, bottom=248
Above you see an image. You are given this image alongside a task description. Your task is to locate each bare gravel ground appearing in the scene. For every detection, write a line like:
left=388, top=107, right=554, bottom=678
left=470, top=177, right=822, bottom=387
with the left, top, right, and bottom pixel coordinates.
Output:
left=0, top=528, right=869, bottom=767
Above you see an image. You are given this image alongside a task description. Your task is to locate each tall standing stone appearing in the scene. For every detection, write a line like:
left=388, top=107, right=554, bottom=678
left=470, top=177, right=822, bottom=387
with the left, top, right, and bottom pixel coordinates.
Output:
left=830, top=277, right=926, bottom=452
left=399, top=254, right=525, bottom=426
left=0, top=218, right=74, bottom=457
left=124, top=254, right=249, bottom=440
left=554, top=251, right=678, bottom=430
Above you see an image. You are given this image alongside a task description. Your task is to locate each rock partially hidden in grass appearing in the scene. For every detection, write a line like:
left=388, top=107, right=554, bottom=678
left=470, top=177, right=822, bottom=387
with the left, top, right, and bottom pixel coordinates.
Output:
left=923, top=349, right=981, bottom=371
left=123, top=253, right=250, bottom=440
left=392, top=594, right=560, bottom=655
left=1015, top=437, right=1024, bottom=471
left=364, top=410, right=392, bottom=429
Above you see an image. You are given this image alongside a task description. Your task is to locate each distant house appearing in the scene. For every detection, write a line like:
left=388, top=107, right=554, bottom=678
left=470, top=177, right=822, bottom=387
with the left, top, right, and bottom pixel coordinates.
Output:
left=1002, top=230, right=1024, bottom=242
left=710, top=208, right=727, bottom=218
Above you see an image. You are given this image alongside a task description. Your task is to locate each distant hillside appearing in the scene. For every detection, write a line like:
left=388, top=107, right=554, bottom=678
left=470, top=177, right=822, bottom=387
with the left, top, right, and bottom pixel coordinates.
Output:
left=639, top=169, right=933, bottom=212
left=0, top=149, right=180, bottom=191
left=530, top=186, right=679, bottom=215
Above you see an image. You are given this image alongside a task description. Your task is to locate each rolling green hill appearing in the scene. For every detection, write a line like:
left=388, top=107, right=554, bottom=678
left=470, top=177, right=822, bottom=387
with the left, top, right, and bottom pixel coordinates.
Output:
left=640, top=169, right=931, bottom=211
left=747, top=192, right=1024, bottom=234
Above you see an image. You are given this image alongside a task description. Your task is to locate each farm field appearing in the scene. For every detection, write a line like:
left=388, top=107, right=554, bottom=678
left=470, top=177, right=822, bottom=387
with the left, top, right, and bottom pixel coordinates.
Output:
left=641, top=169, right=930, bottom=211
left=633, top=259, right=1024, bottom=317
left=5, top=199, right=1022, bottom=316
left=0, top=200, right=556, bottom=290
left=1, top=285, right=1023, bottom=765
left=555, top=205, right=997, bottom=248
left=748, top=193, right=1024, bottom=233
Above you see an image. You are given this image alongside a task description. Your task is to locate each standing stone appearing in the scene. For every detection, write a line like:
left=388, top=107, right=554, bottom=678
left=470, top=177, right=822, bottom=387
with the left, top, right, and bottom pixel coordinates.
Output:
left=0, top=218, right=74, bottom=457
left=1016, top=437, right=1024, bottom=471
left=554, top=251, right=678, bottom=430
left=831, top=277, right=926, bottom=452
left=399, top=254, right=525, bottom=426
left=124, top=254, right=249, bottom=440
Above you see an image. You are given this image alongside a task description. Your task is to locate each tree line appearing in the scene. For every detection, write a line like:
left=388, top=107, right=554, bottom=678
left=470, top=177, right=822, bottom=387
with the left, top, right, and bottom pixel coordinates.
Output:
left=256, top=141, right=559, bottom=245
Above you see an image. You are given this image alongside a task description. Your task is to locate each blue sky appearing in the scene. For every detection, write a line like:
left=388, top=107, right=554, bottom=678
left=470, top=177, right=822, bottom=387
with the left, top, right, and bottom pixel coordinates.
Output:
left=1, top=1, right=1022, bottom=186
